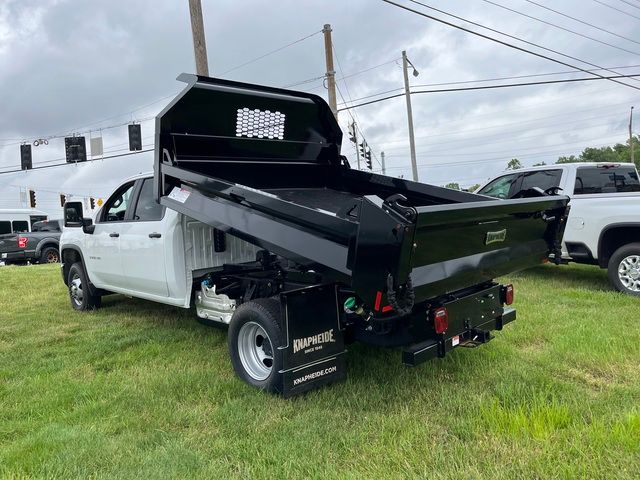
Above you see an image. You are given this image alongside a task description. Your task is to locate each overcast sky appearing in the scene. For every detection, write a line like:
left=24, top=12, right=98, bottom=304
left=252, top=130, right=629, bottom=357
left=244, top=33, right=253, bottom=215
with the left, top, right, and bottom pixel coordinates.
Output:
left=1, top=0, right=639, bottom=216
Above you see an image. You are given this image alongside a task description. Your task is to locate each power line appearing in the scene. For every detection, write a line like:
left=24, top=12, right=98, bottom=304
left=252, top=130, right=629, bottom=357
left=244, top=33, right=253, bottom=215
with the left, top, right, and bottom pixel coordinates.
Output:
left=482, top=0, right=640, bottom=57
left=0, top=149, right=153, bottom=175
left=413, top=0, right=640, bottom=81
left=523, top=0, right=640, bottom=47
left=51, top=93, right=178, bottom=138
left=339, top=58, right=401, bottom=81
left=331, top=40, right=384, bottom=170
left=280, top=75, right=326, bottom=89
left=592, top=0, right=640, bottom=20
left=385, top=132, right=626, bottom=158
left=378, top=90, right=639, bottom=145
left=337, top=65, right=640, bottom=106
left=382, top=116, right=629, bottom=153
left=0, top=116, right=155, bottom=149
left=381, top=139, right=624, bottom=170
left=302, top=59, right=402, bottom=95
left=337, top=73, right=640, bottom=111
left=379, top=111, right=629, bottom=149
left=219, top=30, right=322, bottom=76
left=385, top=0, right=640, bottom=90
left=619, top=0, right=640, bottom=11
left=3, top=31, right=323, bottom=150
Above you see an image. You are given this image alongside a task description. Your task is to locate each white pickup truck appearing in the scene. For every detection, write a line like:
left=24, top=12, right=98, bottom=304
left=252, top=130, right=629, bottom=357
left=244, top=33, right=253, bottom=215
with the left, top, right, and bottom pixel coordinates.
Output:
left=477, top=162, right=640, bottom=295
left=58, top=74, right=570, bottom=396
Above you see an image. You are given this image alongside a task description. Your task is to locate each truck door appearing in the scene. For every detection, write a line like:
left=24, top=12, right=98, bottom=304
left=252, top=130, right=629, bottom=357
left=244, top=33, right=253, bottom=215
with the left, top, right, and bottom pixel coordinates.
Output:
left=117, top=178, right=169, bottom=297
left=85, top=181, right=136, bottom=288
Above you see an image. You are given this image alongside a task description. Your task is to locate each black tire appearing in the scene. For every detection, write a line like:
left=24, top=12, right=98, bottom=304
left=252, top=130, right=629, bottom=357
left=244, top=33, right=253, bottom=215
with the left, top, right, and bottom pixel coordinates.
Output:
left=68, top=262, right=102, bottom=310
left=607, top=243, right=640, bottom=296
left=39, top=246, right=60, bottom=264
left=228, top=298, right=284, bottom=393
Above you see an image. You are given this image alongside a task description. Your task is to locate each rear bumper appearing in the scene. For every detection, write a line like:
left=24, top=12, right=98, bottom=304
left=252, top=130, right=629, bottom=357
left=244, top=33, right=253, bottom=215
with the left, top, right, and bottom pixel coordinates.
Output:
left=0, top=251, right=27, bottom=261
left=402, top=307, right=516, bottom=366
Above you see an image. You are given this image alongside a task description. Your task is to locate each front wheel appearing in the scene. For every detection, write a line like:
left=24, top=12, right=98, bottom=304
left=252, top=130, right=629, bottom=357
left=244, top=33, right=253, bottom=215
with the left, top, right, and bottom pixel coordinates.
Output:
left=608, top=243, right=640, bottom=296
left=228, top=299, right=284, bottom=393
left=68, top=262, right=102, bottom=310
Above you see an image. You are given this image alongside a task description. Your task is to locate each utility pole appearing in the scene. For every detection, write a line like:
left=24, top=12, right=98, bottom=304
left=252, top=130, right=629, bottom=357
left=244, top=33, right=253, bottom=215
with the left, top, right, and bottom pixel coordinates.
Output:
left=381, top=151, right=386, bottom=175
left=188, top=0, right=209, bottom=76
left=323, top=24, right=338, bottom=119
left=402, top=50, right=419, bottom=182
left=631, top=106, right=635, bottom=164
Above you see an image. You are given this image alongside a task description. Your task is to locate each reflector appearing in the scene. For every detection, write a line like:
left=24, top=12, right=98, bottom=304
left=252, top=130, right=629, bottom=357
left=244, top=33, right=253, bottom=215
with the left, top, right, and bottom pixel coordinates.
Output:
left=433, top=307, right=448, bottom=334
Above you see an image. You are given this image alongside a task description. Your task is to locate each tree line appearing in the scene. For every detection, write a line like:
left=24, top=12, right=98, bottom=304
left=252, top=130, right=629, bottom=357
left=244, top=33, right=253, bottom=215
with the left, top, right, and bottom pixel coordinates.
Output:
left=443, top=136, right=640, bottom=191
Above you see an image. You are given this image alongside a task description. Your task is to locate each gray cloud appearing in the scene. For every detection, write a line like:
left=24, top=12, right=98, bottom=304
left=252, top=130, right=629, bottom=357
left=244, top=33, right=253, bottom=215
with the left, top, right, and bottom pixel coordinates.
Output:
left=1, top=0, right=639, bottom=217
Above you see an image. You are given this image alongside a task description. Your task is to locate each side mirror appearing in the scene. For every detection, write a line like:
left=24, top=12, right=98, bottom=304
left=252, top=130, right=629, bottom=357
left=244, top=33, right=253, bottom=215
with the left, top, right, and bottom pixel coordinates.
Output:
left=82, top=218, right=95, bottom=234
left=64, top=202, right=84, bottom=227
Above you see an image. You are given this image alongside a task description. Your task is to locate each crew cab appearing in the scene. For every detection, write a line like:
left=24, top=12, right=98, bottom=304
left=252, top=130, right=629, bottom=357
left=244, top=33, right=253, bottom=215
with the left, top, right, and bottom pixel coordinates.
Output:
left=0, top=212, right=60, bottom=265
left=60, top=74, right=570, bottom=396
left=477, top=162, right=640, bottom=295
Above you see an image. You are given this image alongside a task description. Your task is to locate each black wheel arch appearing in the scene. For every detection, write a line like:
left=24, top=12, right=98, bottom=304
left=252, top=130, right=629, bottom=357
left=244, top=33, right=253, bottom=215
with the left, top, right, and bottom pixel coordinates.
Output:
left=59, top=246, right=100, bottom=292
left=35, top=237, right=60, bottom=258
left=598, top=223, right=640, bottom=268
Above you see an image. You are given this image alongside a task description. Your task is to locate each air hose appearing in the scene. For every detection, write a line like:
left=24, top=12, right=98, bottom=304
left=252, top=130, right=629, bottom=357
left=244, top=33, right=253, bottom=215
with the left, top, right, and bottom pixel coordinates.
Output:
left=386, top=274, right=415, bottom=317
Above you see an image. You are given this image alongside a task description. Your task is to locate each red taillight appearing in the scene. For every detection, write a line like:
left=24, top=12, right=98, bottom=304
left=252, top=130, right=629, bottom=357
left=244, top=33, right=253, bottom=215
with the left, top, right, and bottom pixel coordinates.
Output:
left=505, top=284, right=514, bottom=305
left=433, top=307, right=449, bottom=334
left=17, top=237, right=28, bottom=248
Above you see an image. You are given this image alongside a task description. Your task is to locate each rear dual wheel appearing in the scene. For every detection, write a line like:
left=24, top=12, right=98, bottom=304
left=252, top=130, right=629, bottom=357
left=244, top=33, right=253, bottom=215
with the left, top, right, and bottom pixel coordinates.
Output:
left=228, top=299, right=284, bottom=393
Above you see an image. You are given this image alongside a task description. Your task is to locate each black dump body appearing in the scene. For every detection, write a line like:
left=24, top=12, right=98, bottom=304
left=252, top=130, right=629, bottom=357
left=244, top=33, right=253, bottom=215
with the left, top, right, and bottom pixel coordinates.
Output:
left=155, top=74, right=569, bottom=312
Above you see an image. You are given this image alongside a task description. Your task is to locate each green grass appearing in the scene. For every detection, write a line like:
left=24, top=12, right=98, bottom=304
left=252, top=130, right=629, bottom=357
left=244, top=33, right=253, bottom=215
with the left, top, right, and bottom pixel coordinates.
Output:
left=0, top=263, right=638, bottom=479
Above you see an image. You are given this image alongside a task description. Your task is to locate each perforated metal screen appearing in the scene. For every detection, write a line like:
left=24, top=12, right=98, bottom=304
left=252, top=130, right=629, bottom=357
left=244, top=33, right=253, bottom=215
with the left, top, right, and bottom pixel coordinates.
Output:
left=235, top=107, right=285, bottom=140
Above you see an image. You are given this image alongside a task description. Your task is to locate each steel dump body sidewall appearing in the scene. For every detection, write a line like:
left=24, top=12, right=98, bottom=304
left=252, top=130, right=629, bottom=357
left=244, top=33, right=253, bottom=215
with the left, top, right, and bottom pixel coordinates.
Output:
left=237, top=321, right=274, bottom=381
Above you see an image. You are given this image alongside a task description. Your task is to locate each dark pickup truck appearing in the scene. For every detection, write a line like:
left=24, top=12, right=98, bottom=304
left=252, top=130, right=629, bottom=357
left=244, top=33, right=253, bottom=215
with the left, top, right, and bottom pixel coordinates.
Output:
left=0, top=220, right=62, bottom=265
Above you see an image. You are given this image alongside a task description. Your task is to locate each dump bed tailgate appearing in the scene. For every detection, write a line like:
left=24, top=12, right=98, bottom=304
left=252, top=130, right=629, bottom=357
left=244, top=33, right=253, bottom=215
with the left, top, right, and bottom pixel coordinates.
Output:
left=407, top=196, right=569, bottom=301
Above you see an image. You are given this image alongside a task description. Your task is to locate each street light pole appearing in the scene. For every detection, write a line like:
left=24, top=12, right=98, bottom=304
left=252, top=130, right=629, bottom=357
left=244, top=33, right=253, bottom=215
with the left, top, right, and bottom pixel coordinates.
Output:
left=402, top=50, right=419, bottom=182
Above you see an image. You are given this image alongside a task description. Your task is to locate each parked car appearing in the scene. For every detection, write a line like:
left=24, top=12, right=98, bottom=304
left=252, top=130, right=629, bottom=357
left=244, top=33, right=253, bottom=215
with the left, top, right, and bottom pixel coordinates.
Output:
left=477, top=162, right=640, bottom=295
left=0, top=219, right=62, bottom=265
left=60, top=74, right=569, bottom=396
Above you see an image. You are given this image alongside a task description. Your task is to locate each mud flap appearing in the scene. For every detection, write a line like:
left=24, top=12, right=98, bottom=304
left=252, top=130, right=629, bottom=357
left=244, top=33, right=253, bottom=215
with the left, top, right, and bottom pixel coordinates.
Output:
left=278, top=284, right=346, bottom=397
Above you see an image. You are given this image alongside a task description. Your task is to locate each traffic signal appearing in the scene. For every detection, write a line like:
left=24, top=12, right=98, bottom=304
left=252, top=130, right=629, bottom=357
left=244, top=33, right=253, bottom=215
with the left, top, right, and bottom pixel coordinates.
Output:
left=358, top=141, right=373, bottom=170
left=90, top=197, right=95, bottom=210
left=358, top=141, right=367, bottom=159
left=28, top=190, right=36, bottom=208
left=128, top=124, right=142, bottom=151
left=59, top=194, right=66, bottom=207
left=65, top=136, right=87, bottom=163
left=347, top=122, right=357, bottom=144
left=20, top=144, right=32, bottom=170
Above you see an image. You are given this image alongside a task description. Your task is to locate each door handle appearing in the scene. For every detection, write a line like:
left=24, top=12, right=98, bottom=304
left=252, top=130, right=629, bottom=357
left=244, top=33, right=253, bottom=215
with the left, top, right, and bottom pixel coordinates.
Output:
left=148, top=233, right=162, bottom=238
left=109, top=232, right=119, bottom=238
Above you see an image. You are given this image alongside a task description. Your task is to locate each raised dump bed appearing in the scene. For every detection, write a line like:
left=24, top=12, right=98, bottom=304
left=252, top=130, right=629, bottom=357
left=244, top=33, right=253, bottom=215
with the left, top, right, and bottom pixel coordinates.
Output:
left=155, top=74, right=569, bottom=309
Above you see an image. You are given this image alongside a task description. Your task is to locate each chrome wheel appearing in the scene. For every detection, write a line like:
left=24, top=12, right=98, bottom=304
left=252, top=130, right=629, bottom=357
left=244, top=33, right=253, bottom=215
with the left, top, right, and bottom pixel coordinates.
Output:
left=237, top=321, right=274, bottom=381
left=69, top=273, right=84, bottom=307
left=618, top=255, right=640, bottom=292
